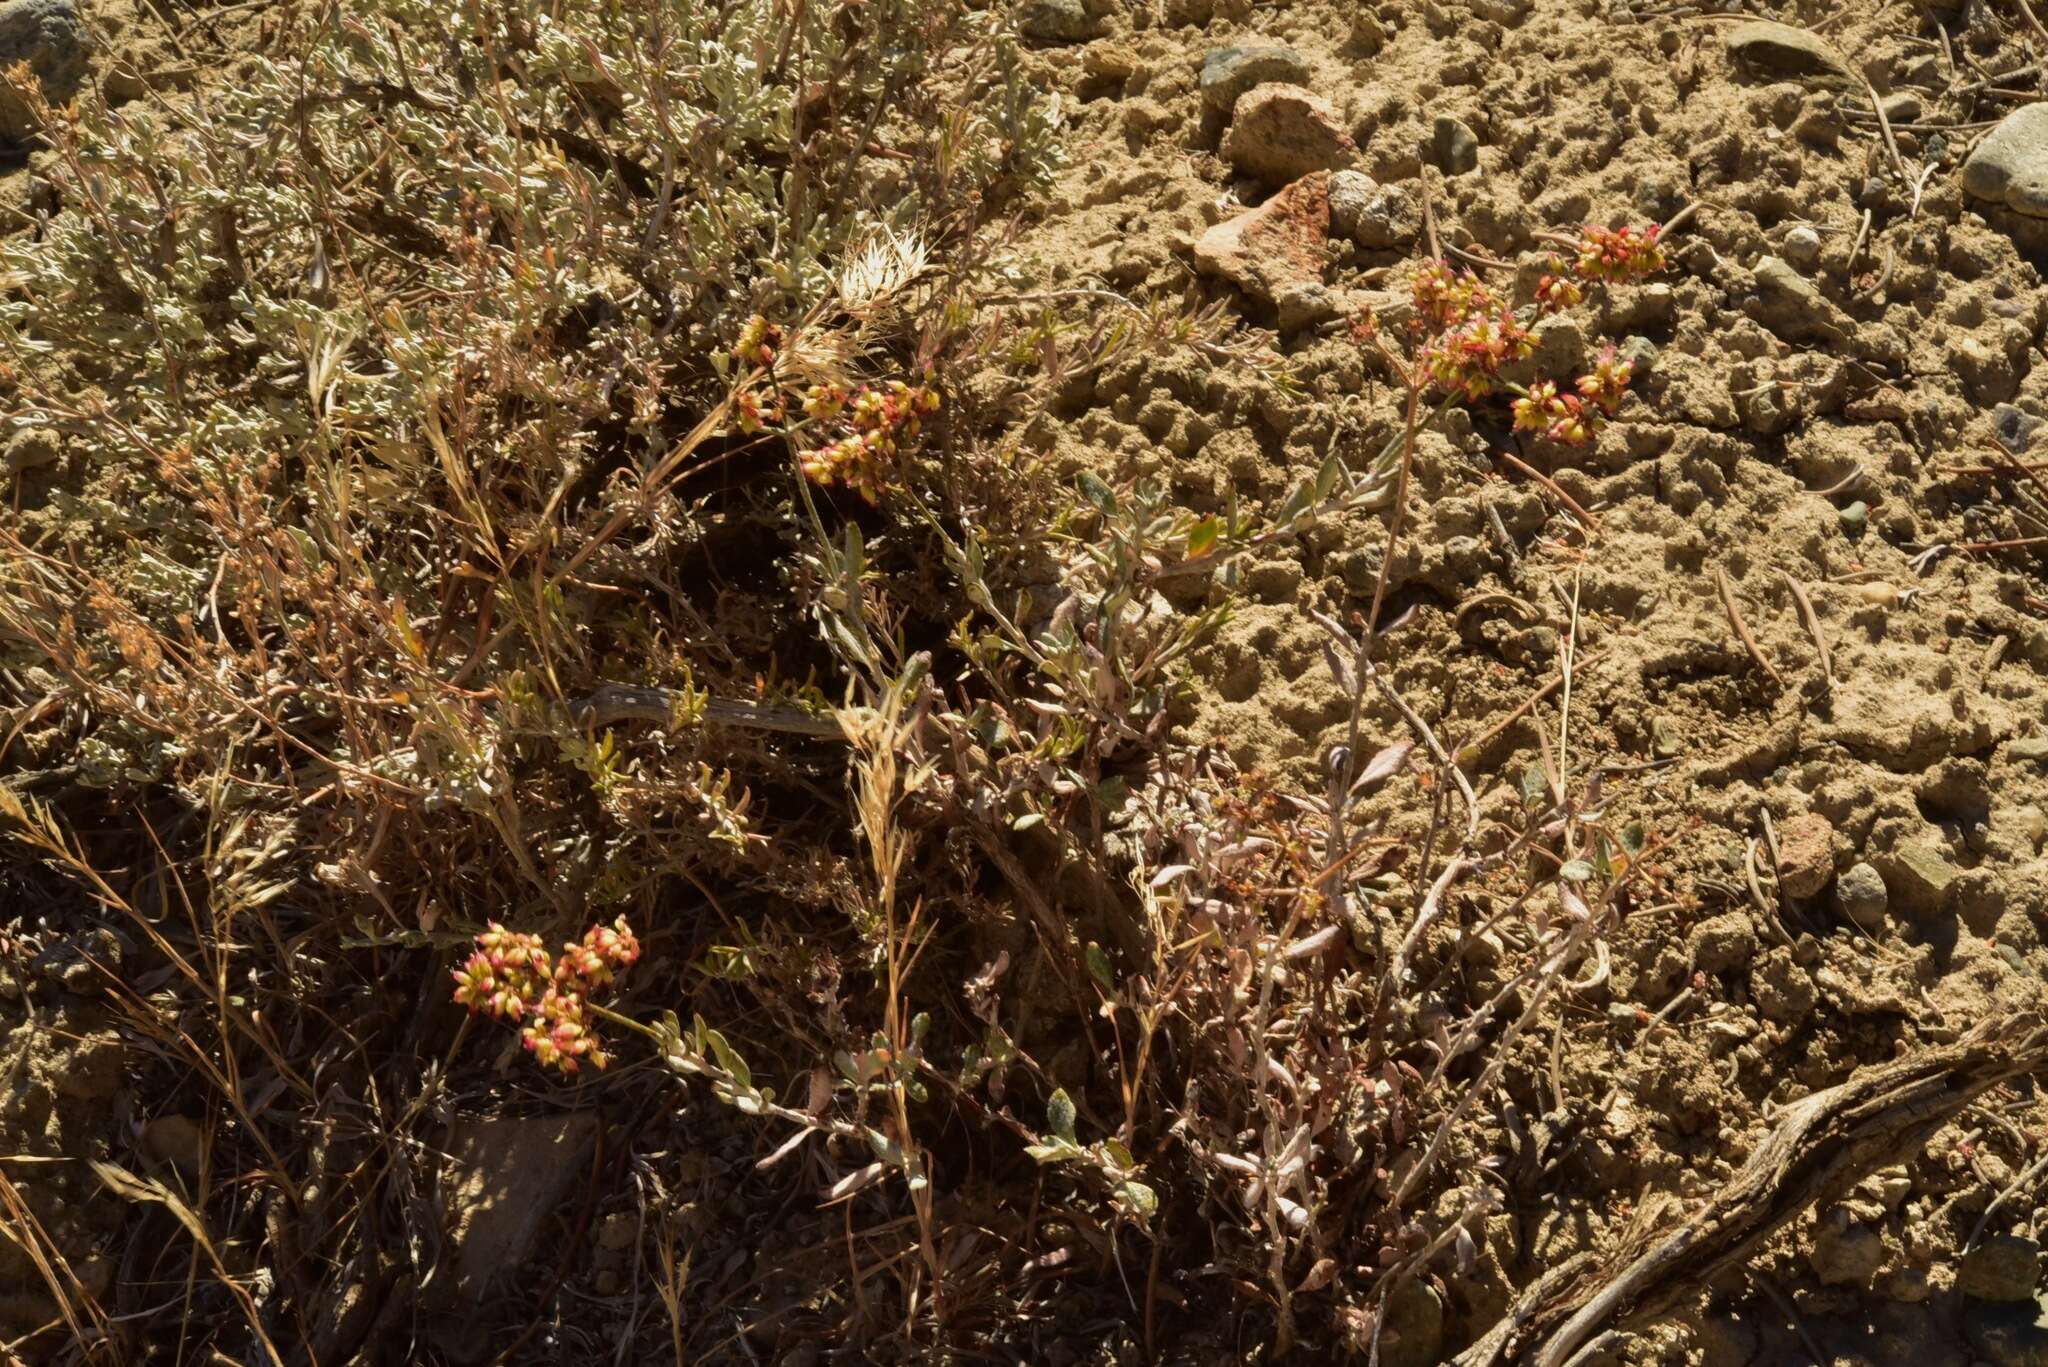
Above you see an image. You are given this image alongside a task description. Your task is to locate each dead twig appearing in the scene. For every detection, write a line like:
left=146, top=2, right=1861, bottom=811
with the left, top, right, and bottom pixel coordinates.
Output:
left=1777, top=571, right=1834, bottom=691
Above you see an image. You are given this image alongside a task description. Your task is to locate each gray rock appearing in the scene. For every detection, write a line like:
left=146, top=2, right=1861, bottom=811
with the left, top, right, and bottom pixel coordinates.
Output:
left=1782, top=225, right=1823, bottom=268
left=1725, top=20, right=1851, bottom=83
left=1995, top=403, right=2045, bottom=454
left=0, top=0, right=87, bottom=144
left=1426, top=115, right=1480, bottom=175
left=1199, top=42, right=1310, bottom=117
left=1328, top=170, right=1420, bottom=250
left=1960, top=1237, right=2043, bottom=1303
left=1834, top=861, right=1888, bottom=929
left=1880, top=92, right=1923, bottom=124
left=1018, top=0, right=1102, bottom=42
left=2012, top=735, right=2048, bottom=766
left=1964, top=106, right=2048, bottom=218
left=1222, top=84, right=1355, bottom=188
left=1751, top=254, right=1848, bottom=344
left=1839, top=500, right=1869, bottom=538
left=1963, top=1301, right=2048, bottom=1367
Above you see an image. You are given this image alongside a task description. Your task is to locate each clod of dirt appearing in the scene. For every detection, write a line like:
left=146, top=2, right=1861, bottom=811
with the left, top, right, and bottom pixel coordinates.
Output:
left=1808, top=1207, right=1886, bottom=1286
left=1750, top=255, right=1848, bottom=345
left=1958, top=1236, right=2044, bottom=1304
left=0, top=0, right=86, bottom=143
left=1194, top=171, right=1339, bottom=330
left=1833, top=861, right=1889, bottom=930
left=1723, top=20, right=1850, bottom=84
left=1688, top=911, right=1758, bottom=975
left=1199, top=41, right=1310, bottom=117
left=1775, top=811, right=1836, bottom=899
left=2010, top=734, right=2048, bottom=767
left=1017, top=0, right=1101, bottom=42
left=1963, top=106, right=2048, bottom=220
left=431, top=1112, right=598, bottom=1319
left=1425, top=114, right=1479, bottom=176
left=1963, top=1301, right=2048, bottom=1367
left=1329, top=170, right=1419, bottom=249
left=1223, top=84, right=1355, bottom=189
left=140, top=1114, right=206, bottom=1177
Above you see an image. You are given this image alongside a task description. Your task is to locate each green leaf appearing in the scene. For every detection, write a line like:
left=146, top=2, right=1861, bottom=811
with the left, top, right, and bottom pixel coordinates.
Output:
left=1077, top=471, right=1117, bottom=516
left=702, top=1027, right=750, bottom=1089
left=1085, top=942, right=1116, bottom=994
left=1102, top=1137, right=1136, bottom=1169
left=1520, top=765, right=1549, bottom=807
left=1011, top=811, right=1045, bottom=832
left=1047, top=1087, right=1077, bottom=1144
left=1186, top=516, right=1222, bottom=558
left=1115, top=1179, right=1158, bottom=1216
left=1559, top=859, right=1594, bottom=882
left=1621, top=822, right=1646, bottom=855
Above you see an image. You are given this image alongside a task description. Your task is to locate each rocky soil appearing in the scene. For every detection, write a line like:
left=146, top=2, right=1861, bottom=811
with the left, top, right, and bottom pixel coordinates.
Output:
left=4, top=0, right=2048, bottom=1362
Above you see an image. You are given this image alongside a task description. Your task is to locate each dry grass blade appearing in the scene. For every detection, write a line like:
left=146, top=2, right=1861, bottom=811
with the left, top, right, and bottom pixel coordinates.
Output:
left=1777, top=571, right=1833, bottom=691
left=1454, top=1012, right=2048, bottom=1367
left=1715, top=567, right=1784, bottom=688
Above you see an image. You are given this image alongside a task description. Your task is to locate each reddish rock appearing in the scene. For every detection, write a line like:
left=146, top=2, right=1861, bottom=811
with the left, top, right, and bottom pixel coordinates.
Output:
left=1194, top=173, right=1337, bottom=329
left=1775, top=810, right=1836, bottom=899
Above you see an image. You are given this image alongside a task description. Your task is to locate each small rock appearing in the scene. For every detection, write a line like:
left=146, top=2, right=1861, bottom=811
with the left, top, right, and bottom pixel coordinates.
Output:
left=1963, top=1301, right=2048, bottom=1367
left=1426, top=115, right=1480, bottom=176
left=1839, top=500, right=1869, bottom=537
left=1619, top=335, right=1659, bottom=376
left=1017, top=0, right=1101, bottom=42
left=433, top=1113, right=600, bottom=1311
left=1688, top=911, right=1758, bottom=975
left=1880, top=92, right=1923, bottom=124
left=1964, top=106, right=2048, bottom=219
left=1960, top=1237, right=2043, bottom=1303
left=1751, top=255, right=1845, bottom=343
left=1884, top=841, right=1961, bottom=917
left=2009, top=736, right=2048, bottom=766
left=1651, top=714, right=1683, bottom=759
left=1193, top=172, right=1334, bottom=330
left=0, top=0, right=86, bottom=144
left=1199, top=42, right=1310, bottom=117
left=1725, top=20, right=1851, bottom=83
left=1808, top=1210, right=1886, bottom=1286
left=1833, top=861, right=1888, bottom=930
left=1782, top=225, right=1823, bottom=268
left=1222, top=84, right=1355, bottom=188
left=1328, top=170, right=1419, bottom=249
left=1775, top=811, right=1836, bottom=899
left=1994, top=403, right=2045, bottom=454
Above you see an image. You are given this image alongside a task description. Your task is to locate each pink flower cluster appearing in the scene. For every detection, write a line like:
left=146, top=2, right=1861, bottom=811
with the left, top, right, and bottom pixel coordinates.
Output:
left=452, top=917, right=642, bottom=1074
left=799, top=377, right=941, bottom=504
left=1573, top=223, right=1666, bottom=282
left=1411, top=264, right=1534, bottom=400
left=1511, top=344, right=1635, bottom=446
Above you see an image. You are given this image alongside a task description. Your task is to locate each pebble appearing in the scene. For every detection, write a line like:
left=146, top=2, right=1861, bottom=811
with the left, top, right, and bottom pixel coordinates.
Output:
left=1751, top=254, right=1847, bottom=344
left=1651, top=714, right=1683, bottom=758
left=1839, top=500, right=1869, bottom=537
left=1199, top=42, right=1310, bottom=117
left=1193, top=172, right=1338, bottom=331
left=1833, top=861, right=1888, bottom=930
left=1994, top=403, right=2045, bottom=454
left=1724, top=20, right=1851, bottom=83
left=1328, top=170, right=1420, bottom=249
left=0, top=0, right=86, bottom=143
left=1222, top=84, right=1355, bottom=188
left=1960, top=1237, right=2044, bottom=1303
left=1426, top=115, right=1480, bottom=176
left=1782, top=225, right=1823, bottom=268
left=1774, top=811, right=1836, bottom=899
left=1964, top=106, right=2048, bottom=219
